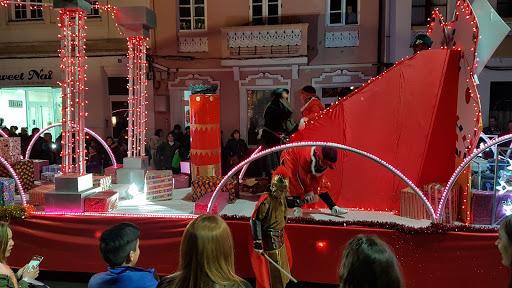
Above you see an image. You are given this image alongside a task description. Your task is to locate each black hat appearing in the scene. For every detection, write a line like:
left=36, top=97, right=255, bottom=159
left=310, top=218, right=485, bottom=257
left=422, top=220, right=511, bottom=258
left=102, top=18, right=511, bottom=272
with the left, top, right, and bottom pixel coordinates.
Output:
left=321, top=147, right=338, bottom=164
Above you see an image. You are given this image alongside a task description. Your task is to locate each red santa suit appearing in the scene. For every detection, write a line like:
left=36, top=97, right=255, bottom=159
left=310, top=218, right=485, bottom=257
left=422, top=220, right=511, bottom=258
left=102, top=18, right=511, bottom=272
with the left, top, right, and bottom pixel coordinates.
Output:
left=299, top=96, right=324, bottom=129
left=280, top=146, right=331, bottom=197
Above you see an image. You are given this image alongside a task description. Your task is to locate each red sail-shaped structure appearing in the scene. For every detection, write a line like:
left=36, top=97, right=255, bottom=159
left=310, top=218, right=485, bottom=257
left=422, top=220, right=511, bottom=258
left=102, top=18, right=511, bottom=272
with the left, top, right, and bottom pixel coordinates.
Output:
left=291, top=49, right=461, bottom=212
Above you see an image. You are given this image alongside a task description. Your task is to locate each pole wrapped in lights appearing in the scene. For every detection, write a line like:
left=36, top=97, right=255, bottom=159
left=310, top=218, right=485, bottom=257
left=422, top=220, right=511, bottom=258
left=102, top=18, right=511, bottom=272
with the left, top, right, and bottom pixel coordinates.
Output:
left=126, top=36, right=149, bottom=157
left=57, top=8, right=88, bottom=175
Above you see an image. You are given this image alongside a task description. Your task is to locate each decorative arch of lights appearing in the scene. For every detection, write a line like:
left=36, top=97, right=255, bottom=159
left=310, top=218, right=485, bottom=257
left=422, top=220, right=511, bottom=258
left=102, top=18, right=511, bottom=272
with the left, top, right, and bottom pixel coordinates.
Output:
left=208, top=141, right=437, bottom=222
left=25, top=123, right=117, bottom=168
left=0, top=156, right=27, bottom=206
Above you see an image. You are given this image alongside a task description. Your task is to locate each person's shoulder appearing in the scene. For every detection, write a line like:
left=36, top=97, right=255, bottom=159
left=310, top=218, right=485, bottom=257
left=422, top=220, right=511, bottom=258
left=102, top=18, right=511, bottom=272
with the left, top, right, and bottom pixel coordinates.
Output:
left=88, top=272, right=107, bottom=287
left=156, top=273, right=179, bottom=288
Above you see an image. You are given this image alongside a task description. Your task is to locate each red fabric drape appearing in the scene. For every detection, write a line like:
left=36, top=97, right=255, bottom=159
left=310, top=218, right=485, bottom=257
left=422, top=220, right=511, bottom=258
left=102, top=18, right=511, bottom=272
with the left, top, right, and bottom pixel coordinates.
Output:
left=291, top=49, right=460, bottom=212
left=7, top=215, right=508, bottom=287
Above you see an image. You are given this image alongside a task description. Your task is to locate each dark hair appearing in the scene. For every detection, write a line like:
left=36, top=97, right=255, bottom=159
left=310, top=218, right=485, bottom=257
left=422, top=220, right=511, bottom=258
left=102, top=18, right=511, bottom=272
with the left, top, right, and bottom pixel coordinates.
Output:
left=31, top=127, right=40, bottom=134
left=185, top=126, right=190, bottom=131
left=339, top=235, right=403, bottom=288
left=301, top=85, right=316, bottom=94
left=99, top=223, right=140, bottom=267
left=231, top=130, right=240, bottom=138
left=322, top=147, right=338, bottom=163
left=43, top=132, right=51, bottom=137
left=489, top=116, right=497, bottom=121
left=174, top=124, right=182, bottom=131
left=155, top=129, right=163, bottom=137
left=168, top=132, right=174, bottom=138
left=106, top=136, right=114, bottom=141
left=508, top=120, right=512, bottom=124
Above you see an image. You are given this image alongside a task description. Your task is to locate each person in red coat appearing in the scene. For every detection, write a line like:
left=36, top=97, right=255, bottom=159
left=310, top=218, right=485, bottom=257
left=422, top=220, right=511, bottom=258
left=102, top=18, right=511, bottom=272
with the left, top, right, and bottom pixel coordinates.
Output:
left=299, top=85, right=324, bottom=129
left=280, top=146, right=347, bottom=216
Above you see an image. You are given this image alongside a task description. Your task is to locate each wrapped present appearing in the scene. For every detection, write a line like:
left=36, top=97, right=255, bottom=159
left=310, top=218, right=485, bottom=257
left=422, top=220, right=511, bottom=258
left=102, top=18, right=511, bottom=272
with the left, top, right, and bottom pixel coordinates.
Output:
left=0, top=177, right=15, bottom=206
left=33, top=160, right=49, bottom=181
left=42, top=164, right=62, bottom=173
left=191, top=176, right=238, bottom=203
left=0, top=138, right=21, bottom=164
left=180, top=161, right=191, bottom=175
left=93, top=176, right=112, bottom=191
left=13, top=159, right=34, bottom=192
left=241, top=177, right=268, bottom=194
left=84, top=191, right=119, bottom=212
left=471, top=190, right=512, bottom=225
left=400, top=187, right=430, bottom=220
left=423, top=183, right=460, bottom=224
left=145, top=170, right=173, bottom=201
left=194, top=192, right=228, bottom=214
left=105, top=164, right=123, bottom=184
left=28, top=184, right=55, bottom=206
left=173, top=174, right=190, bottom=189
left=41, top=172, right=61, bottom=183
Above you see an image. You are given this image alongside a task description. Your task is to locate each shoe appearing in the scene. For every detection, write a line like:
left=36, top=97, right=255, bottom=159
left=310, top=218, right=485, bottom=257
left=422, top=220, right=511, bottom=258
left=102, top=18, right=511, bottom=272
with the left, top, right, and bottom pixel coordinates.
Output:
left=294, top=207, right=303, bottom=217
left=331, top=206, right=348, bottom=216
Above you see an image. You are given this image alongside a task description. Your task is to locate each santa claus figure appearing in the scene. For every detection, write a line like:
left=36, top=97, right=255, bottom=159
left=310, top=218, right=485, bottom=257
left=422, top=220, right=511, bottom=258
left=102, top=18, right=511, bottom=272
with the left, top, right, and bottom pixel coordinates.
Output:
left=298, top=85, right=324, bottom=129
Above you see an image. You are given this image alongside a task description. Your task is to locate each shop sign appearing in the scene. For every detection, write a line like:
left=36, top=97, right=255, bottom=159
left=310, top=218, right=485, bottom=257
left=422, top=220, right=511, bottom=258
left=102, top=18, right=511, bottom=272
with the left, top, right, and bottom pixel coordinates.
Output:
left=0, top=68, right=59, bottom=87
left=8, top=100, right=23, bottom=108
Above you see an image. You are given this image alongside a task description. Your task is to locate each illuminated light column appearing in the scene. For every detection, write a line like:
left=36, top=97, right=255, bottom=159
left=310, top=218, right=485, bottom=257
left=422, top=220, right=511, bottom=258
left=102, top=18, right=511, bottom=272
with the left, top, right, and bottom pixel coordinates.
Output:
left=189, top=85, right=222, bottom=179
left=55, top=0, right=91, bottom=175
left=115, top=6, right=156, bottom=159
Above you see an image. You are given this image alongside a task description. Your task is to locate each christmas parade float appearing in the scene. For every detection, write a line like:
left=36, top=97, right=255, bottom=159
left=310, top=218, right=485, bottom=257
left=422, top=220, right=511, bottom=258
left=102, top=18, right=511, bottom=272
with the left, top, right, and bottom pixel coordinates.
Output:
left=0, top=0, right=511, bottom=287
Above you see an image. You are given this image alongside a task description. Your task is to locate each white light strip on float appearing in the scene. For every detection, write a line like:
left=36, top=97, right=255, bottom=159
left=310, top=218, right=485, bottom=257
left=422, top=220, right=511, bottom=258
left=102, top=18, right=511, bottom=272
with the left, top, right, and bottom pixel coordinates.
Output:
left=0, top=156, right=27, bottom=206
left=208, top=141, right=436, bottom=222
left=0, top=130, right=8, bottom=138
left=30, top=211, right=198, bottom=218
left=239, top=146, right=262, bottom=183
left=438, top=133, right=512, bottom=223
left=24, top=123, right=117, bottom=168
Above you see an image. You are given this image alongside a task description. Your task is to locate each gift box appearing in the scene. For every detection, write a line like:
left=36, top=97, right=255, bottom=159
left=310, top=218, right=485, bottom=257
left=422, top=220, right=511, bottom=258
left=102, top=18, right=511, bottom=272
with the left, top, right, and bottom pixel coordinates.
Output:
left=173, top=174, right=190, bottom=189
left=42, top=164, right=62, bottom=173
left=28, top=184, right=55, bottom=206
left=13, top=159, right=34, bottom=192
left=84, top=191, right=119, bottom=212
left=191, top=176, right=238, bottom=203
left=105, top=164, right=123, bottom=184
left=241, top=177, right=268, bottom=194
left=471, top=190, right=512, bottom=225
left=400, top=187, right=429, bottom=220
left=194, top=192, right=229, bottom=214
left=180, top=161, right=191, bottom=175
left=0, top=138, right=21, bottom=164
left=93, top=176, right=112, bottom=191
left=0, top=177, right=15, bottom=206
left=424, top=183, right=460, bottom=224
left=41, top=172, right=61, bottom=183
left=145, top=170, right=173, bottom=201
left=33, top=160, right=49, bottom=181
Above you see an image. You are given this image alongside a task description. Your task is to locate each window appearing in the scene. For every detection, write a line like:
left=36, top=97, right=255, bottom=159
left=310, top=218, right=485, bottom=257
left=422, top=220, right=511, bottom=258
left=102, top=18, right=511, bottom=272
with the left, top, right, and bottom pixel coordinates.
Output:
left=179, top=0, right=206, bottom=31
left=322, top=86, right=359, bottom=101
left=108, top=77, right=129, bottom=95
left=11, top=0, right=43, bottom=21
left=88, top=0, right=100, bottom=17
left=411, top=0, right=447, bottom=26
left=327, top=0, right=358, bottom=26
left=251, top=0, right=280, bottom=25
left=497, top=0, right=512, bottom=18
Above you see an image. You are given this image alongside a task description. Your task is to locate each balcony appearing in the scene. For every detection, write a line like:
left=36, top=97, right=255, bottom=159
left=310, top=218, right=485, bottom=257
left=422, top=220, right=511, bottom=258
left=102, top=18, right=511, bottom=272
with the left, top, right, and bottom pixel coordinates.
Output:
left=220, top=23, right=308, bottom=66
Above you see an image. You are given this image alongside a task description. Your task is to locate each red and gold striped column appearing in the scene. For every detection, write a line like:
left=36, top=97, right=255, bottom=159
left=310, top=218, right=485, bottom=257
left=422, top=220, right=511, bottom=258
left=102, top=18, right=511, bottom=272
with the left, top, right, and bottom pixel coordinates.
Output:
left=190, top=94, right=221, bottom=179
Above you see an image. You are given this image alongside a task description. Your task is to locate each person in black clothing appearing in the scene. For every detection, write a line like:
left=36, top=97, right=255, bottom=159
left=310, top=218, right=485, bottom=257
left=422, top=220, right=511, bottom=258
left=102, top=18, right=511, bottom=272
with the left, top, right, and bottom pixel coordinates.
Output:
left=224, top=130, right=248, bottom=171
left=41, top=132, right=57, bottom=164
left=171, top=124, right=184, bottom=143
left=155, top=133, right=180, bottom=174
left=179, top=126, right=191, bottom=161
left=86, top=145, right=103, bottom=174
left=103, top=137, right=123, bottom=168
left=262, top=88, right=297, bottom=178
left=19, top=127, right=30, bottom=157
left=29, top=128, right=45, bottom=160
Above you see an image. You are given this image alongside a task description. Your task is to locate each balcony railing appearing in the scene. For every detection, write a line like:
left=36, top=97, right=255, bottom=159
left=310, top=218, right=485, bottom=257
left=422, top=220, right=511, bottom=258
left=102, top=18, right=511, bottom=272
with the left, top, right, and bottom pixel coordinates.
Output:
left=220, top=23, right=308, bottom=62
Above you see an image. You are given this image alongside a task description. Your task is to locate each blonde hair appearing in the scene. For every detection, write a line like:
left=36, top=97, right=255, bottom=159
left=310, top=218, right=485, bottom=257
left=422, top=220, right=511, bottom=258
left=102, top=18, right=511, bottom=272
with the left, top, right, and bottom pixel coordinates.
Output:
left=0, top=222, right=9, bottom=264
left=166, top=214, right=244, bottom=288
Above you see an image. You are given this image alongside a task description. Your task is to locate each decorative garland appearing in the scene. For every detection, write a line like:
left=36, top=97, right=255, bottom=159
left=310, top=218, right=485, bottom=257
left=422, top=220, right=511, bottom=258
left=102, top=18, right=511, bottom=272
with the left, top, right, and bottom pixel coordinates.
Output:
left=220, top=214, right=498, bottom=234
left=0, top=205, right=34, bottom=220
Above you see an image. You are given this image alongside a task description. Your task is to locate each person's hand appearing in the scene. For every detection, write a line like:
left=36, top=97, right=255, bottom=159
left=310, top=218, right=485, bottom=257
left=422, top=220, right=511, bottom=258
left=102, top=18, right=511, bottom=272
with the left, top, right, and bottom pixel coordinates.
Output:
left=22, top=265, right=39, bottom=280
left=304, top=193, right=319, bottom=204
left=254, top=248, right=264, bottom=255
left=15, top=264, right=28, bottom=279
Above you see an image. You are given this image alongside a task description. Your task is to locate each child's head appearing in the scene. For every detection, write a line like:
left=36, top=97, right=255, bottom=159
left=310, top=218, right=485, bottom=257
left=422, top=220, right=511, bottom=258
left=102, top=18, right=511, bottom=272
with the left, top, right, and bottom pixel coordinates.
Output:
left=99, top=223, right=141, bottom=267
left=339, top=235, right=403, bottom=288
